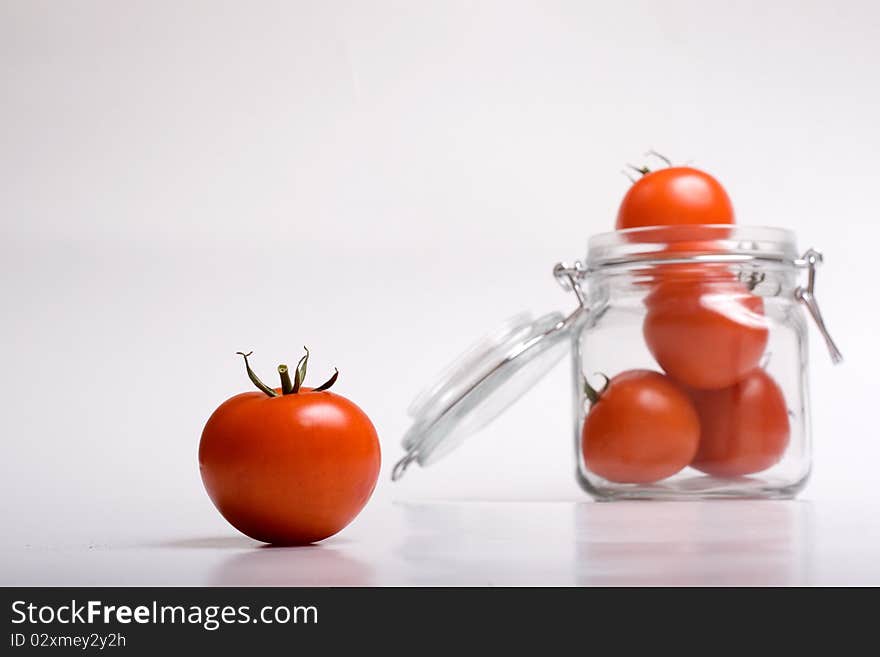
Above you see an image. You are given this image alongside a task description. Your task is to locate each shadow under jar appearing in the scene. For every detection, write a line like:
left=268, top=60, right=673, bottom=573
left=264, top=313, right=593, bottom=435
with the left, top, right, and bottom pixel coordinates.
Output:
left=393, top=225, right=841, bottom=501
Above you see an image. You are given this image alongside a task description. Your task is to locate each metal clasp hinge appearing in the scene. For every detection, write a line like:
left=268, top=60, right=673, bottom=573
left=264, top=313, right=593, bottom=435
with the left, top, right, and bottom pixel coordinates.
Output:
left=553, top=261, right=588, bottom=309
left=795, top=248, right=843, bottom=364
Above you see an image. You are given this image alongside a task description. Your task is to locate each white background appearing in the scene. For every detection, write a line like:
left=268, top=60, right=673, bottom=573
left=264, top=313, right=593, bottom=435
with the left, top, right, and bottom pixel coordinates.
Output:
left=2, top=1, right=879, bottom=584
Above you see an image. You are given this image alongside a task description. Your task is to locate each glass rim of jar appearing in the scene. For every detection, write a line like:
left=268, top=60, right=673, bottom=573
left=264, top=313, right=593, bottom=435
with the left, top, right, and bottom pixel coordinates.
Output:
left=586, top=224, right=799, bottom=273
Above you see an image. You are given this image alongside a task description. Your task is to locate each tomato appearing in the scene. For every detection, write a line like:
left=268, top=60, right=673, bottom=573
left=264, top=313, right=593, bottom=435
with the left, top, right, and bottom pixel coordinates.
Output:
left=581, top=370, right=700, bottom=484
left=617, top=166, right=735, bottom=230
left=688, top=368, right=790, bottom=477
left=643, top=278, right=769, bottom=389
left=199, top=351, right=380, bottom=545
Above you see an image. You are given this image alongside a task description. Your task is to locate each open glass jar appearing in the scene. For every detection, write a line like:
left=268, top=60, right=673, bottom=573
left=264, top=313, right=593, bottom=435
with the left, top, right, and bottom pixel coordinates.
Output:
left=393, top=225, right=842, bottom=500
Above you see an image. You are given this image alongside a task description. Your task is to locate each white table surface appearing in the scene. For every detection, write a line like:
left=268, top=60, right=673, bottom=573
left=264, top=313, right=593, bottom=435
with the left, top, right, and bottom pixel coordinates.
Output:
left=4, top=495, right=879, bottom=587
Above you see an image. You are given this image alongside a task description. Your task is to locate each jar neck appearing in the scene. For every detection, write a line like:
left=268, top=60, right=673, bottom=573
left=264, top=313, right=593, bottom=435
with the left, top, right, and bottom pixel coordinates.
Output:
left=586, top=262, right=798, bottom=300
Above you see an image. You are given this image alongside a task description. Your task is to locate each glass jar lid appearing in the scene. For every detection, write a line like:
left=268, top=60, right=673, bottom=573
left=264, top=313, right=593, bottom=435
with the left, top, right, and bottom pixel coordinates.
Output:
left=392, top=310, right=580, bottom=481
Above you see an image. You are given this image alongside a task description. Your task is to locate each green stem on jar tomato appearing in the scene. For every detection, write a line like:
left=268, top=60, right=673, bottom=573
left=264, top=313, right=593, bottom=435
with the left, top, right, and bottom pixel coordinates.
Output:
left=644, top=150, right=673, bottom=167
left=626, top=163, right=650, bottom=176
left=236, top=351, right=279, bottom=398
left=278, top=364, right=294, bottom=395
left=584, top=373, right=610, bottom=405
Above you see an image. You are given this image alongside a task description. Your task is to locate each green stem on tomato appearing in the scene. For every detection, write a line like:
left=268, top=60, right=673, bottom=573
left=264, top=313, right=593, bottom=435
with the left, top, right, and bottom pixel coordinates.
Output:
left=626, top=163, right=650, bottom=176
left=236, top=351, right=279, bottom=397
left=584, top=373, right=610, bottom=405
left=313, top=368, right=339, bottom=392
left=278, top=364, right=294, bottom=395
left=644, top=150, right=672, bottom=167
left=292, top=346, right=309, bottom=393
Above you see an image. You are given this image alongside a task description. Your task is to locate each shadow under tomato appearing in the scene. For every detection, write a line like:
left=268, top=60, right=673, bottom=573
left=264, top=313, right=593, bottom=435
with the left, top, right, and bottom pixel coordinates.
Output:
left=155, top=533, right=359, bottom=550
left=207, top=543, right=375, bottom=586
left=155, top=536, right=263, bottom=550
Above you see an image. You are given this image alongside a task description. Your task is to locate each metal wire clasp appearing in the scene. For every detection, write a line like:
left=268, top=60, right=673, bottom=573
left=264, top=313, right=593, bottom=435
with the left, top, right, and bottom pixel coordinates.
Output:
left=553, top=261, right=588, bottom=308
left=391, top=451, right=417, bottom=482
left=795, top=248, right=843, bottom=364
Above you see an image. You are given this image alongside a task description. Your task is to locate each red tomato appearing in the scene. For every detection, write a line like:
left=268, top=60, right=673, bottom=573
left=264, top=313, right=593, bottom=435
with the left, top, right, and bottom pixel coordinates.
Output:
left=688, top=368, right=790, bottom=477
left=581, top=370, right=700, bottom=484
left=643, top=279, right=769, bottom=389
left=200, top=352, right=380, bottom=545
left=617, top=166, right=735, bottom=230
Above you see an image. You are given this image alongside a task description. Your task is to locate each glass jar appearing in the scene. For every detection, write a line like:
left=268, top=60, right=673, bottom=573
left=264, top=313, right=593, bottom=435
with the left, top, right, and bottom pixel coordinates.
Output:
left=393, top=225, right=841, bottom=501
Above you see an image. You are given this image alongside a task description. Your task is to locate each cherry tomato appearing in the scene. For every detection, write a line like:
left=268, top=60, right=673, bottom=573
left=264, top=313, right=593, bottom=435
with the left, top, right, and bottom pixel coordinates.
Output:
left=617, top=166, right=734, bottom=230
left=643, top=279, right=769, bottom=389
left=581, top=370, right=700, bottom=484
left=688, top=368, right=790, bottom=477
left=200, top=351, right=381, bottom=545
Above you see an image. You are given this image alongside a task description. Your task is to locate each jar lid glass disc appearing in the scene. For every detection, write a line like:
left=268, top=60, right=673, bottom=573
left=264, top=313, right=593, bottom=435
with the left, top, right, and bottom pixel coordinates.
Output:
left=393, top=311, right=575, bottom=480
